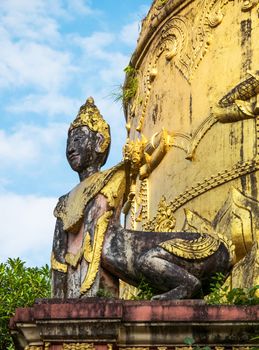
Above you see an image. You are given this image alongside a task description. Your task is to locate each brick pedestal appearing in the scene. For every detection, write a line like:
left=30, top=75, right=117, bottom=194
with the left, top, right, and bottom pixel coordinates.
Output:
left=10, top=299, right=259, bottom=350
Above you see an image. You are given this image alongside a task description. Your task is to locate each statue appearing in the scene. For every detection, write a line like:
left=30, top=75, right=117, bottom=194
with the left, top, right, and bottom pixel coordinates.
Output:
left=51, top=97, right=234, bottom=300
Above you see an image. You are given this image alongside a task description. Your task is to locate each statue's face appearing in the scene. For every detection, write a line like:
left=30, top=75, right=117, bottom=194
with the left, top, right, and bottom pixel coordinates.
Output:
left=66, top=126, right=96, bottom=172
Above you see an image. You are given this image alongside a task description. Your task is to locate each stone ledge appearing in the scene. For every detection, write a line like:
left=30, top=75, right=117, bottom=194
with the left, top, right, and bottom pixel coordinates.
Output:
left=10, top=299, right=259, bottom=349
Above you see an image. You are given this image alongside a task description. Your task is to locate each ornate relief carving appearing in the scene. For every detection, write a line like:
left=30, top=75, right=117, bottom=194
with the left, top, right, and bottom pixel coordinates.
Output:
left=160, top=233, right=221, bottom=259
left=119, top=348, right=149, bottom=350
left=170, top=159, right=259, bottom=212
left=63, top=344, right=95, bottom=350
left=186, top=114, right=218, bottom=159
left=80, top=210, right=113, bottom=294
left=215, top=187, right=258, bottom=262
left=144, top=160, right=259, bottom=238
left=241, top=0, right=258, bottom=11
left=138, top=178, right=149, bottom=223
left=123, top=131, right=171, bottom=228
left=219, top=71, right=259, bottom=107
left=25, top=345, right=50, bottom=350
left=143, top=196, right=176, bottom=231
left=183, top=186, right=259, bottom=262
left=145, top=186, right=258, bottom=263
left=156, top=1, right=231, bottom=82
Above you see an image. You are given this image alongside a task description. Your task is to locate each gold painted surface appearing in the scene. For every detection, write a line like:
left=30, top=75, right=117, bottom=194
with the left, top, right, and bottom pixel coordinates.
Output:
left=119, top=348, right=149, bottom=350
left=69, top=97, right=110, bottom=153
left=80, top=210, right=113, bottom=294
left=25, top=345, right=49, bottom=350
left=54, top=164, right=123, bottom=233
left=143, top=196, right=176, bottom=232
left=101, top=169, right=126, bottom=208
left=51, top=252, right=67, bottom=273
left=119, top=279, right=138, bottom=299
left=160, top=234, right=221, bottom=260
left=63, top=343, right=95, bottom=350
left=123, top=0, right=259, bottom=291
left=65, top=231, right=92, bottom=267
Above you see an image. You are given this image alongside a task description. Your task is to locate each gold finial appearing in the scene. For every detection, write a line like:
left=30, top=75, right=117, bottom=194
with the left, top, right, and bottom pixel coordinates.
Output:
left=69, top=96, right=110, bottom=153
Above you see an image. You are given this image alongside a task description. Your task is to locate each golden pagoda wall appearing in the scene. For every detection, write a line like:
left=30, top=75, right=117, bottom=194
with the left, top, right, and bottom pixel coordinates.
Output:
left=123, top=0, right=259, bottom=291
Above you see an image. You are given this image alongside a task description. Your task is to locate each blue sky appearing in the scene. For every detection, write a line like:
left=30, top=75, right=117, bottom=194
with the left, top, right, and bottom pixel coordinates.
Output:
left=0, top=0, right=152, bottom=266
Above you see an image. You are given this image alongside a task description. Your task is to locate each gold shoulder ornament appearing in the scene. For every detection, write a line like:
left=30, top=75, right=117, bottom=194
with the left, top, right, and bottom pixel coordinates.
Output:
left=54, top=163, right=124, bottom=233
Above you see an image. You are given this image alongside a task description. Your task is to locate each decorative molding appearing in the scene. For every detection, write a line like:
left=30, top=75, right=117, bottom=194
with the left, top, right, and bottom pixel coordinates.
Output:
left=170, top=159, right=259, bottom=212
left=63, top=344, right=95, bottom=350
left=219, top=71, right=259, bottom=108
left=143, top=196, right=176, bottom=231
left=119, top=348, right=149, bottom=350
left=241, top=0, right=258, bottom=12
left=214, top=187, right=259, bottom=262
left=24, top=345, right=50, bottom=350
left=140, top=178, right=149, bottom=223
left=160, top=233, right=221, bottom=259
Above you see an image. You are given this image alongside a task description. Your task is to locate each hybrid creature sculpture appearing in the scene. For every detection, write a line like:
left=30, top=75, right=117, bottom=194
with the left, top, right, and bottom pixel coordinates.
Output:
left=51, top=97, right=234, bottom=300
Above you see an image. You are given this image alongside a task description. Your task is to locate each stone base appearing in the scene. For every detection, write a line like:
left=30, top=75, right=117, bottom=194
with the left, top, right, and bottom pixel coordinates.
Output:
left=10, top=299, right=259, bottom=350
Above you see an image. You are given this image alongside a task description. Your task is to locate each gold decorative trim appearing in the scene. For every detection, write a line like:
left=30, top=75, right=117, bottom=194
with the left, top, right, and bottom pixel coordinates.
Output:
left=140, top=178, right=149, bottom=223
left=80, top=210, right=113, bottom=294
left=51, top=253, right=67, bottom=273
left=63, top=343, right=95, bottom=350
left=65, top=232, right=93, bottom=268
left=101, top=169, right=126, bottom=208
left=160, top=234, right=221, bottom=259
left=143, top=196, right=176, bottom=232
left=170, top=159, right=259, bottom=212
left=25, top=345, right=50, bottom=350
left=54, top=164, right=122, bottom=233
left=119, top=348, right=149, bottom=350
left=241, top=0, right=258, bottom=11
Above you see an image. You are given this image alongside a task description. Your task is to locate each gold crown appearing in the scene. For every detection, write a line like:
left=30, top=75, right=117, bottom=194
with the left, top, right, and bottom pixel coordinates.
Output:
left=69, top=97, right=110, bottom=153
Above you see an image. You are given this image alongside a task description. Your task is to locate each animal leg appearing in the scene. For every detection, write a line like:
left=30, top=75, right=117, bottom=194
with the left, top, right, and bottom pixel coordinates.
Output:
left=138, top=248, right=201, bottom=300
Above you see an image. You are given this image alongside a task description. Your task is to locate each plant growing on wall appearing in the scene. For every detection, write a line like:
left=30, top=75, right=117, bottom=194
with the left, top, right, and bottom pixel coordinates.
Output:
left=206, top=272, right=259, bottom=305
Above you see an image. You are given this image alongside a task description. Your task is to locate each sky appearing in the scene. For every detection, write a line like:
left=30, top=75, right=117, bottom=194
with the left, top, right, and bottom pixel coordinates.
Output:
left=0, top=0, right=152, bottom=267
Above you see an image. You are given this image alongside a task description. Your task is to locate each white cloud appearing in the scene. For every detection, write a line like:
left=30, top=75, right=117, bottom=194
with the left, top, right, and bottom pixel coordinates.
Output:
left=73, top=31, right=115, bottom=57
left=67, top=0, right=93, bottom=16
left=99, top=52, right=129, bottom=84
left=0, top=39, right=75, bottom=91
left=0, top=192, right=56, bottom=266
left=120, top=21, right=140, bottom=47
left=1, top=0, right=61, bottom=44
left=7, top=93, right=80, bottom=117
left=0, top=123, right=67, bottom=169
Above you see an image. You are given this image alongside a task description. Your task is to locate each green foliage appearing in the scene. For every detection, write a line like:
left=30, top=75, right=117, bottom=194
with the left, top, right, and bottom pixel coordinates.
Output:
left=111, top=65, right=138, bottom=106
left=131, top=278, right=155, bottom=300
left=0, top=258, right=51, bottom=350
left=96, top=288, right=114, bottom=298
left=157, top=0, right=168, bottom=7
left=123, top=65, right=138, bottom=104
left=206, top=272, right=259, bottom=305
left=184, top=336, right=211, bottom=350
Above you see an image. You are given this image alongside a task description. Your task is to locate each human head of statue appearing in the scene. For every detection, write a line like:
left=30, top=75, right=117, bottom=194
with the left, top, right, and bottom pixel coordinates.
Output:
left=66, top=97, right=111, bottom=176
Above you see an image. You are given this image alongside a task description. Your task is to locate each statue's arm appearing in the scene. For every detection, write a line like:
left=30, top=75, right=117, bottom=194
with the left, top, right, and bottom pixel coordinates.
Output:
left=51, top=218, right=68, bottom=298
